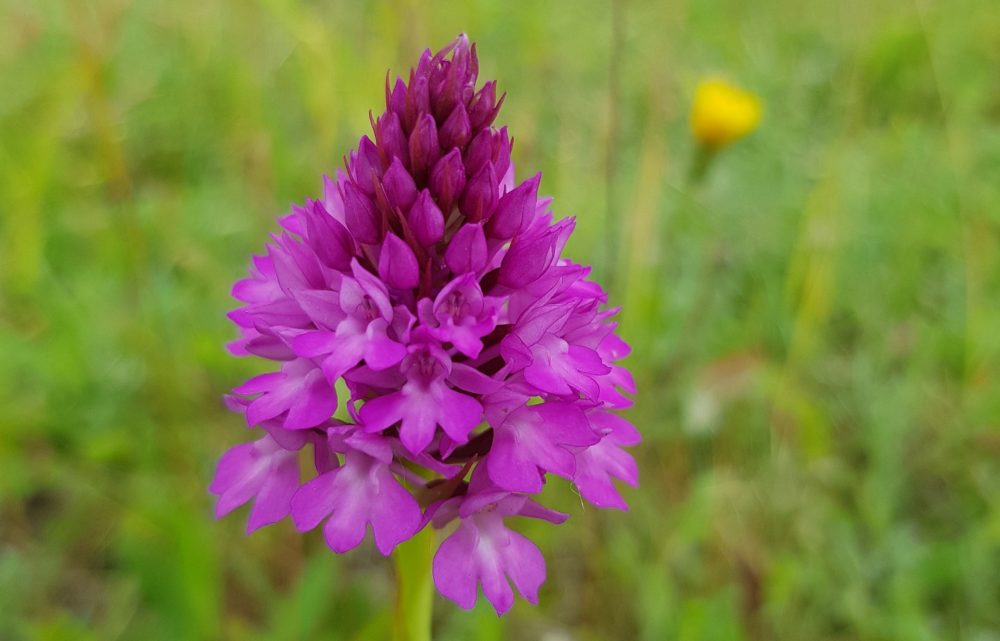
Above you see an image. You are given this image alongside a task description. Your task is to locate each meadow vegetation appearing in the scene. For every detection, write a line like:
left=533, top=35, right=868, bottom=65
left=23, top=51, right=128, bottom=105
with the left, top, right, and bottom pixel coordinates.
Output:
left=1, top=1, right=998, bottom=639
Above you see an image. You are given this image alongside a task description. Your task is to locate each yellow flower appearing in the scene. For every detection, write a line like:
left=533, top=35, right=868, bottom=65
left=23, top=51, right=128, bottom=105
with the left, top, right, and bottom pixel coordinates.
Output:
left=690, top=77, right=762, bottom=148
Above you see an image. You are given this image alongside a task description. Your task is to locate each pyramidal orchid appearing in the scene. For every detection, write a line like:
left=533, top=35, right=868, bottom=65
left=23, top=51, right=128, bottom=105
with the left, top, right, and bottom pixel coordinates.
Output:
left=213, top=34, right=638, bottom=616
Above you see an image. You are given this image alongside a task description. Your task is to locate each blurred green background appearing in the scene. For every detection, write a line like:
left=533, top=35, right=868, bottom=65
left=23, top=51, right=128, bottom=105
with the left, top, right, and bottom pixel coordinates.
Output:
left=2, top=0, right=999, bottom=639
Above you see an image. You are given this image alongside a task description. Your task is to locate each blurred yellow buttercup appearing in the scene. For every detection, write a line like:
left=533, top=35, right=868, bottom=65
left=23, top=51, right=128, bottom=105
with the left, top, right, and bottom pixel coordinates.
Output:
left=690, top=77, right=762, bottom=148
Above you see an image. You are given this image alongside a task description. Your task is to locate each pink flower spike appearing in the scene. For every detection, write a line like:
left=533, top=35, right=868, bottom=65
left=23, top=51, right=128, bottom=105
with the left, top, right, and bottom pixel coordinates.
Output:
left=215, top=34, right=638, bottom=616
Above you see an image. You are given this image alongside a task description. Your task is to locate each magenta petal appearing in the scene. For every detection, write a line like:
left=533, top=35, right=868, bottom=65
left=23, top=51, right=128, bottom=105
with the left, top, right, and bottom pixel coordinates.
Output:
left=430, top=148, right=466, bottom=212
left=304, top=200, right=354, bottom=271
left=363, top=329, right=408, bottom=370
left=448, top=363, right=502, bottom=394
left=290, top=470, right=339, bottom=531
left=573, top=435, right=638, bottom=510
left=323, top=173, right=348, bottom=214
left=458, top=162, right=498, bottom=223
left=246, top=391, right=289, bottom=426
left=244, top=299, right=311, bottom=329
left=292, top=331, right=338, bottom=358
left=266, top=423, right=311, bottom=450
left=292, top=452, right=418, bottom=555
left=590, top=411, right=641, bottom=446
left=322, top=498, right=368, bottom=553
left=293, top=290, right=345, bottom=330
left=375, top=113, right=409, bottom=174
left=211, top=436, right=300, bottom=532
left=487, top=428, right=546, bottom=493
left=232, top=277, right=277, bottom=306
left=517, top=499, right=569, bottom=525
left=397, top=390, right=441, bottom=454
left=268, top=239, right=313, bottom=293
left=244, top=334, right=295, bottom=360
left=486, top=405, right=577, bottom=492
left=434, top=492, right=556, bottom=616
left=479, top=552, right=515, bottom=616
left=342, top=181, right=379, bottom=245
left=337, top=273, right=368, bottom=314
left=241, top=360, right=334, bottom=427
left=360, top=392, right=406, bottom=433
left=489, top=173, right=540, bottom=239
left=437, top=386, right=483, bottom=444
left=369, top=466, right=422, bottom=555
left=382, top=158, right=418, bottom=210
left=322, top=323, right=366, bottom=371
left=439, top=103, right=471, bottom=149
left=350, top=138, right=382, bottom=193
left=448, top=326, right=484, bottom=358
left=344, top=431, right=393, bottom=463
left=432, top=522, right=479, bottom=610
left=246, top=451, right=300, bottom=533
left=568, top=344, right=612, bottom=375
left=523, top=359, right=573, bottom=396
left=574, top=466, right=627, bottom=509
left=408, top=113, right=440, bottom=178
left=469, top=80, right=501, bottom=130
left=378, top=232, right=420, bottom=290
left=498, top=232, right=553, bottom=287
left=233, top=372, right=283, bottom=395
left=350, top=261, right=394, bottom=319
left=408, top=189, right=445, bottom=246
left=498, top=219, right=574, bottom=288
left=283, top=368, right=336, bottom=429
left=211, top=442, right=260, bottom=516
left=504, top=531, right=546, bottom=605
left=534, top=402, right=600, bottom=447
left=444, top=223, right=488, bottom=275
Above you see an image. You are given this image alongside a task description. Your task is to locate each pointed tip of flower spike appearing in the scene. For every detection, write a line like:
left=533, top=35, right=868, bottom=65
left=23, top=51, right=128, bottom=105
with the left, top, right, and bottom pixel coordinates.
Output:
left=434, top=32, right=468, bottom=60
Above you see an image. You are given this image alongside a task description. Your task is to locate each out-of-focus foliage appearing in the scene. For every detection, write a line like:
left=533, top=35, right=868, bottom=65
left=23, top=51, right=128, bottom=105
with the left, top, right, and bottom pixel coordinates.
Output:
left=1, top=0, right=998, bottom=639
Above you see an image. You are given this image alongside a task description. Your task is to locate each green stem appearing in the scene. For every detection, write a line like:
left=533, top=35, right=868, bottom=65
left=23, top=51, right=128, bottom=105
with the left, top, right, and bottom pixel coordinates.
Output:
left=687, top=143, right=718, bottom=186
left=392, top=526, right=437, bottom=641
